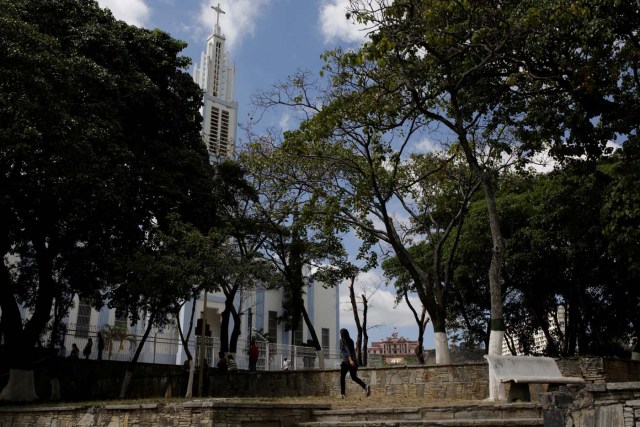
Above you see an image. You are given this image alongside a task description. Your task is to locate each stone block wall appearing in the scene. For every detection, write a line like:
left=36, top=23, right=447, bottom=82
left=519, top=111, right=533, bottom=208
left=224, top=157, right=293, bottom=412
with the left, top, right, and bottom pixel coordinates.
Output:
left=8, top=358, right=491, bottom=402
left=1, top=358, right=639, bottom=426
left=4, top=357, right=638, bottom=402
left=0, top=401, right=328, bottom=427
left=540, top=382, right=640, bottom=427
left=206, top=362, right=489, bottom=401
left=556, top=358, right=640, bottom=385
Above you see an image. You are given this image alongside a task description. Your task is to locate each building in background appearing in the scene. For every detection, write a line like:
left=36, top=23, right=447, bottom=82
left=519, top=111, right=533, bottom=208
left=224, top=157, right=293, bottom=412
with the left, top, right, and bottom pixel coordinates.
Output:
left=368, top=329, right=419, bottom=364
left=192, top=4, right=237, bottom=160
left=59, top=270, right=339, bottom=370
left=502, top=306, right=567, bottom=355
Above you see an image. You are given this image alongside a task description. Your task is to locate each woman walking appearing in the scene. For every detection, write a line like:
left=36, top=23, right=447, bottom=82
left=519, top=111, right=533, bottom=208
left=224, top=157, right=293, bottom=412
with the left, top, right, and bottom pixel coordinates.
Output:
left=339, top=328, right=370, bottom=399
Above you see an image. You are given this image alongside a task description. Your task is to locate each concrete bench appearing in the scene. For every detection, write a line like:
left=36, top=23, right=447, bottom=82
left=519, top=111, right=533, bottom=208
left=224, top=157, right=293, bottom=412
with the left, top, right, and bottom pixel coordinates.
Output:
left=484, top=355, right=585, bottom=401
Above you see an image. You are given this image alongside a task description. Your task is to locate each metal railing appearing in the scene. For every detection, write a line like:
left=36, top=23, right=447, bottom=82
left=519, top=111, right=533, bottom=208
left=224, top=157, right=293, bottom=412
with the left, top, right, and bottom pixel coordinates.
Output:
left=41, top=324, right=343, bottom=371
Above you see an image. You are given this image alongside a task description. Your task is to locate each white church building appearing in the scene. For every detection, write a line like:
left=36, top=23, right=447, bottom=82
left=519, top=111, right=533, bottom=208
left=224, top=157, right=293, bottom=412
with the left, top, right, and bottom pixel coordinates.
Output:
left=192, top=4, right=237, bottom=161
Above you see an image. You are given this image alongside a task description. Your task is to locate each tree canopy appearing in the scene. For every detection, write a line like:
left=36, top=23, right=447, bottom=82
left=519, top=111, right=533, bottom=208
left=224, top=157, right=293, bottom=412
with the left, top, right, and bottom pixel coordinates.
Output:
left=450, top=152, right=639, bottom=357
left=0, top=0, right=215, bottom=401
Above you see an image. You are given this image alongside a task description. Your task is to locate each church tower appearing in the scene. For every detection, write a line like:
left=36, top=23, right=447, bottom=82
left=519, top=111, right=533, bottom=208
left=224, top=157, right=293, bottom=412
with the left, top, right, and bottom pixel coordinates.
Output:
left=193, top=4, right=237, bottom=160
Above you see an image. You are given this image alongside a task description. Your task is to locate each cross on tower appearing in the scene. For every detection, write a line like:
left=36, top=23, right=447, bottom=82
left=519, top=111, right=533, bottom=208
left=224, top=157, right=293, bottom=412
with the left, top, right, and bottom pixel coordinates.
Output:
left=211, top=3, right=225, bottom=27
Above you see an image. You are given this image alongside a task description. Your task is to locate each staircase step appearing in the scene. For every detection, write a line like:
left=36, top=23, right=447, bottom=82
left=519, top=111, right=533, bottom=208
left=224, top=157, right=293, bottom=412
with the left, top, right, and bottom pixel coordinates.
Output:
left=310, top=403, right=542, bottom=423
left=297, top=403, right=544, bottom=426
left=298, top=418, right=543, bottom=426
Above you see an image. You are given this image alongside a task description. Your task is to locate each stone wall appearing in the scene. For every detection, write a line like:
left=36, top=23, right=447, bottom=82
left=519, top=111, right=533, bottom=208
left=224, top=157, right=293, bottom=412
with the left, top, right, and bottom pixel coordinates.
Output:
left=0, top=400, right=329, bottom=427
left=556, top=358, right=640, bottom=384
left=540, top=382, right=640, bottom=427
left=4, top=357, right=638, bottom=402
left=3, top=358, right=491, bottom=402
left=1, top=358, right=639, bottom=426
left=207, top=362, right=489, bottom=401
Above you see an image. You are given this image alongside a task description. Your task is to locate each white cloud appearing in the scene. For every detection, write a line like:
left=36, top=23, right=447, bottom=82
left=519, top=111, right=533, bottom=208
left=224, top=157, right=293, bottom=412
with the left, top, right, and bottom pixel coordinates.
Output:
left=607, top=139, right=623, bottom=151
left=318, top=0, right=368, bottom=45
left=97, top=0, right=151, bottom=27
left=410, top=136, right=440, bottom=154
left=195, top=0, right=271, bottom=52
left=278, top=111, right=294, bottom=131
left=338, top=270, right=421, bottom=331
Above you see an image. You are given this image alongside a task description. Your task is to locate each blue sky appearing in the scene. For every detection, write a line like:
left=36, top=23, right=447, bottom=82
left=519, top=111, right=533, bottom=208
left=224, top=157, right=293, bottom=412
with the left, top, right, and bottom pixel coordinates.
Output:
left=96, top=0, right=433, bottom=348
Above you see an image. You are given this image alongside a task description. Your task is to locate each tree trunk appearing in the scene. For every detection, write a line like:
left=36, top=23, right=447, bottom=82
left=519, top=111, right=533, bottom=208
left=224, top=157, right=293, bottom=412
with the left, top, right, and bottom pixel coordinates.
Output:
left=220, top=284, right=240, bottom=354
left=432, top=313, right=451, bottom=364
left=119, top=311, right=156, bottom=399
left=50, top=377, right=61, bottom=401
left=0, top=370, right=38, bottom=402
left=383, top=221, right=448, bottom=364
left=185, top=359, right=195, bottom=398
left=405, top=291, right=428, bottom=364
left=347, top=277, right=363, bottom=365
left=0, top=259, right=49, bottom=402
left=486, top=179, right=507, bottom=400
left=456, top=139, right=506, bottom=399
left=229, top=304, right=241, bottom=353
left=482, top=172, right=505, bottom=356
left=488, top=330, right=506, bottom=400
left=220, top=305, right=230, bottom=354
left=176, top=310, right=195, bottom=398
left=177, top=302, right=197, bottom=353
left=361, top=294, right=369, bottom=367
left=300, top=303, right=324, bottom=368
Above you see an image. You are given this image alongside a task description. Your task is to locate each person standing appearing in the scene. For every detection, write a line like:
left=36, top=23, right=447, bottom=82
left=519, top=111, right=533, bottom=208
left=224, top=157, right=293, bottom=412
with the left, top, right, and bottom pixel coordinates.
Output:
left=97, top=332, right=105, bottom=360
left=282, top=357, right=290, bottom=371
left=216, top=351, right=228, bottom=373
left=69, top=343, right=80, bottom=359
left=339, top=328, right=370, bottom=399
left=83, top=337, right=93, bottom=359
left=248, top=339, right=259, bottom=372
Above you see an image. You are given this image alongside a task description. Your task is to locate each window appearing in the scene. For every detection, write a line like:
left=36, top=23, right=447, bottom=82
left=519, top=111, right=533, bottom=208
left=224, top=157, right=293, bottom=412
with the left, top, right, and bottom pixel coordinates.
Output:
left=115, top=311, right=128, bottom=330
left=75, top=298, right=92, bottom=338
left=322, top=328, right=330, bottom=356
left=268, top=311, right=278, bottom=343
left=220, top=110, right=230, bottom=155
left=213, top=41, right=222, bottom=96
left=293, top=319, right=303, bottom=345
left=209, top=107, right=220, bottom=154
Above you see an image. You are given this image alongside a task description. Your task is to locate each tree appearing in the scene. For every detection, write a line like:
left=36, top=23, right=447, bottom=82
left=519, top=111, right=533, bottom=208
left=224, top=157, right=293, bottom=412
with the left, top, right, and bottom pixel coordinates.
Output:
left=240, top=139, right=356, bottom=368
left=0, top=0, right=213, bottom=401
left=601, top=145, right=640, bottom=360
left=340, top=3, right=529, bottom=386
left=107, top=215, right=226, bottom=398
left=382, top=246, right=434, bottom=364
left=206, top=160, right=279, bottom=358
left=344, top=0, right=640, bottom=397
left=345, top=273, right=382, bottom=367
left=253, top=67, right=484, bottom=364
left=451, top=161, right=639, bottom=358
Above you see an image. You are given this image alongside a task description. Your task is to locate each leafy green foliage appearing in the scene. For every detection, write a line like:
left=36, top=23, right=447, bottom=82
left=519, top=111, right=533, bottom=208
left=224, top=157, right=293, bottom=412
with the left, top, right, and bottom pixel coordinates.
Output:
left=0, top=0, right=214, bottom=376
left=451, top=155, right=639, bottom=356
